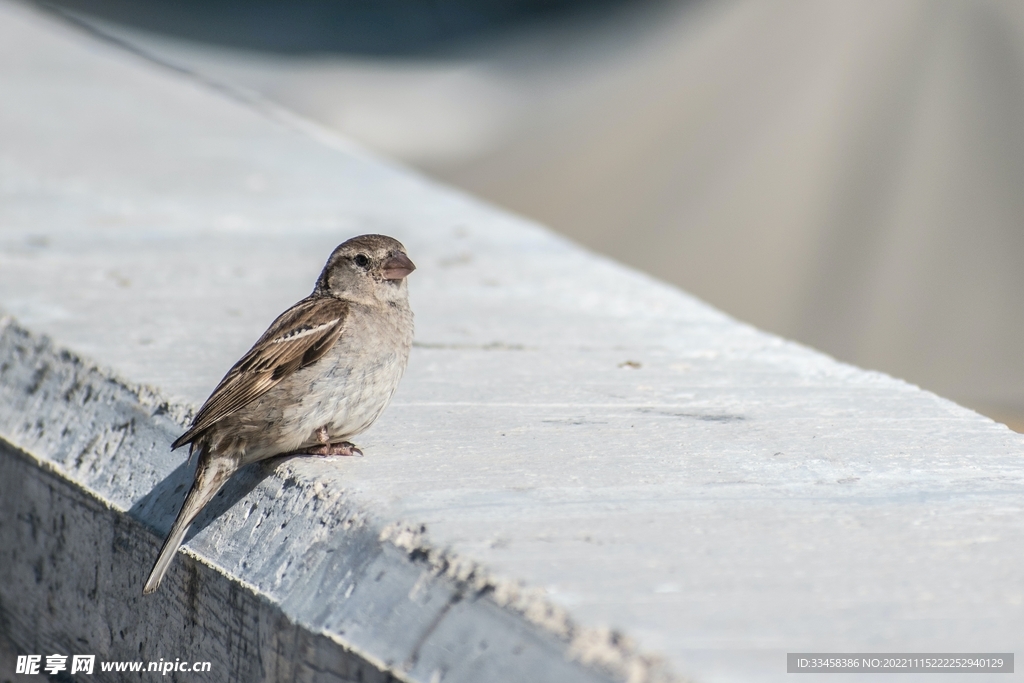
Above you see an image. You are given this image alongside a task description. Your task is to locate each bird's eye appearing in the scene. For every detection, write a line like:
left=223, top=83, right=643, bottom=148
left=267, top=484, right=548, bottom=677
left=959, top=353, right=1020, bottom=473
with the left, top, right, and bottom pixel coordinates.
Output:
left=353, top=254, right=369, bottom=268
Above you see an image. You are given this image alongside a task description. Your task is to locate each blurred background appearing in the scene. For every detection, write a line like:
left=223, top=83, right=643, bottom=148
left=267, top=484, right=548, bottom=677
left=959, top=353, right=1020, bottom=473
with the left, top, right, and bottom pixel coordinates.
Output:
left=42, top=0, right=1024, bottom=430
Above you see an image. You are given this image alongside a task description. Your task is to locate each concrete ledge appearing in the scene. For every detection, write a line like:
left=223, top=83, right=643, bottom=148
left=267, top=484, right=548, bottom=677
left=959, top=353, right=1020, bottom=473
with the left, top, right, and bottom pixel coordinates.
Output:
left=0, top=317, right=632, bottom=682
left=2, top=2, right=1024, bottom=682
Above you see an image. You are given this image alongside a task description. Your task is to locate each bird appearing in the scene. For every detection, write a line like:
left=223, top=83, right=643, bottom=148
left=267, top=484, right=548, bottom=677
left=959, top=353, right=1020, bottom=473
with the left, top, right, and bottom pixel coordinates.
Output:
left=143, top=234, right=415, bottom=595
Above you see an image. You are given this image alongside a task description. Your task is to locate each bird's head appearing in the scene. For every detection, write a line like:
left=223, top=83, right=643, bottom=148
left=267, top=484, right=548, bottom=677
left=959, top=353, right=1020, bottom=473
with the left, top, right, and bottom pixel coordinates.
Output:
left=315, top=234, right=416, bottom=304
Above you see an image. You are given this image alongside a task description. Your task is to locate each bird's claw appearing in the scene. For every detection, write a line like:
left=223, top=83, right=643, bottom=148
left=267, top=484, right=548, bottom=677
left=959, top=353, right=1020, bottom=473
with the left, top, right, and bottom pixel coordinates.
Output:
left=308, top=441, right=362, bottom=457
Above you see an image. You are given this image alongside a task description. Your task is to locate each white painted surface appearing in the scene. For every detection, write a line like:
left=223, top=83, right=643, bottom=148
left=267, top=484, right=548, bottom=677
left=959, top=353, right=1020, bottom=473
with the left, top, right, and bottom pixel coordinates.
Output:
left=1, top=3, right=1023, bottom=682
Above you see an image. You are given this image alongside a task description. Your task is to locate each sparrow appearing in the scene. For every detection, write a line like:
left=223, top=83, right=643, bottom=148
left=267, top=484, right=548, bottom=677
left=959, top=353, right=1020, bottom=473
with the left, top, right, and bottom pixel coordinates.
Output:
left=143, top=234, right=415, bottom=594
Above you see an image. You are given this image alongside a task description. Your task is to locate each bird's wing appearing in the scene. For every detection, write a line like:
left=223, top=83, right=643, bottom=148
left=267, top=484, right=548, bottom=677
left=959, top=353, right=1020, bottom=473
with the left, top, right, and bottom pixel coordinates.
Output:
left=172, top=297, right=350, bottom=449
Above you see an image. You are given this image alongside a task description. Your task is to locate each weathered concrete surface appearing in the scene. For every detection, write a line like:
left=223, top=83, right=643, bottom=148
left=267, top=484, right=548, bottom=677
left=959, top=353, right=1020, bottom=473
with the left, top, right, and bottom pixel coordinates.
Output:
left=0, top=322, right=613, bottom=683
left=1, top=2, right=1023, bottom=682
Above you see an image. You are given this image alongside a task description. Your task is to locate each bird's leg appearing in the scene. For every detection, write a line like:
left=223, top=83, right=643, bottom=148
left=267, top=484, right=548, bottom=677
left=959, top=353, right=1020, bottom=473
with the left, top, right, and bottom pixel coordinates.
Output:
left=314, top=425, right=329, bottom=450
left=280, top=427, right=363, bottom=457
left=303, top=426, right=362, bottom=456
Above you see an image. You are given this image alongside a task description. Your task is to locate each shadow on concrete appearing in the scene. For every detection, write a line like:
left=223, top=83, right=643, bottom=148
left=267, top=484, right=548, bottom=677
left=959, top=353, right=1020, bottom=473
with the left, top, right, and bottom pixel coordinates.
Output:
left=128, top=453, right=296, bottom=544
left=40, top=0, right=641, bottom=55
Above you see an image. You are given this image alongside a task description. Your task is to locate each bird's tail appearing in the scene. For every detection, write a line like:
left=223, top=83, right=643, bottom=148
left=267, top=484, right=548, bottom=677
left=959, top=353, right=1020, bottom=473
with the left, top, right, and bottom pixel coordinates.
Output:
left=143, top=448, right=235, bottom=595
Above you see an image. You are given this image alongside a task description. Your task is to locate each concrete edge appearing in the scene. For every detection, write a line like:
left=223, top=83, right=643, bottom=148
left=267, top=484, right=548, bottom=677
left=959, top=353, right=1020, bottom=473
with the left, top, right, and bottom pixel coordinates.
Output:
left=0, top=311, right=681, bottom=682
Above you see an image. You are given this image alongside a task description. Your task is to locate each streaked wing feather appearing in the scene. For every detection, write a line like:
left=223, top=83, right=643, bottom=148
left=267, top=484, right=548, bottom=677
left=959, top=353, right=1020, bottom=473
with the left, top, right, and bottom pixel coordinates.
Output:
left=172, top=297, right=349, bottom=449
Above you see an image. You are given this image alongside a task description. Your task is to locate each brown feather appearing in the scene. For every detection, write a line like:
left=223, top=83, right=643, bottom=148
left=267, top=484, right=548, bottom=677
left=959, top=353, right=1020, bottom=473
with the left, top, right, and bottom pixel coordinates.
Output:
left=171, top=297, right=349, bottom=450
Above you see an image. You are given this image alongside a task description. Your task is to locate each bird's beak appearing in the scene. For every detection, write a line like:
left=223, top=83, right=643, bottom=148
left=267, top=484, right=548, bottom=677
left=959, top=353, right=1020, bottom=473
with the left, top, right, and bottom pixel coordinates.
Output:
left=382, top=252, right=416, bottom=280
